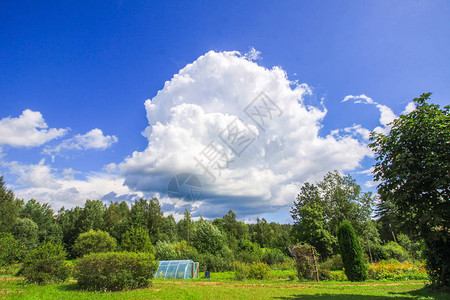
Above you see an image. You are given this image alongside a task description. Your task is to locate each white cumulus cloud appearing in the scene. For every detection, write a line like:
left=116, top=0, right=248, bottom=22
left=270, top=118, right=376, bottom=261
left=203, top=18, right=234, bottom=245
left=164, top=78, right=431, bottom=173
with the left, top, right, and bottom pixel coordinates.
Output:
left=44, top=128, right=118, bottom=155
left=0, top=109, right=67, bottom=147
left=119, top=50, right=373, bottom=218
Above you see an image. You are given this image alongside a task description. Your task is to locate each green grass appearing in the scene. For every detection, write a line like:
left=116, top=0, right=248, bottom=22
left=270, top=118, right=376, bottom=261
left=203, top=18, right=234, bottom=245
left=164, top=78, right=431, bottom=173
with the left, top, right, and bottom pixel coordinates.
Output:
left=1, top=274, right=447, bottom=300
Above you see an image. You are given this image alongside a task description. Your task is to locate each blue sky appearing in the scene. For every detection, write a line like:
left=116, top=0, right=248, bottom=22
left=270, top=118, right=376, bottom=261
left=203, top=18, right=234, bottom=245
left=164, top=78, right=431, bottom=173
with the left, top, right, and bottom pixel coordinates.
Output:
left=0, top=1, right=449, bottom=222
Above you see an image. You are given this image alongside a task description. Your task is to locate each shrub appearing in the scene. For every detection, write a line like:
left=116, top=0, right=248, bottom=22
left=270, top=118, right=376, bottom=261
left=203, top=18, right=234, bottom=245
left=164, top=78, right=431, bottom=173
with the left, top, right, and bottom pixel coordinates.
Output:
left=21, top=242, right=70, bottom=284
left=382, top=242, right=409, bottom=262
left=248, top=262, right=270, bottom=280
left=338, top=220, right=367, bottom=282
left=73, top=230, right=116, bottom=257
left=120, top=226, right=154, bottom=254
left=232, top=261, right=249, bottom=280
left=74, top=252, right=158, bottom=291
left=0, top=233, right=25, bottom=266
left=261, top=248, right=289, bottom=265
left=319, top=254, right=343, bottom=271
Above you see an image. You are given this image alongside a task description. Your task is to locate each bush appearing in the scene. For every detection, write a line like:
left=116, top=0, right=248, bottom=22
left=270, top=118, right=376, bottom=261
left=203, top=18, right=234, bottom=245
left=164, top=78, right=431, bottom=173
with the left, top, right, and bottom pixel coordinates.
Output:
left=0, top=233, right=25, bottom=266
left=120, top=226, right=154, bottom=254
left=192, top=220, right=225, bottom=255
left=232, top=261, right=249, bottom=280
left=319, top=254, right=343, bottom=271
left=261, top=248, right=289, bottom=265
left=248, top=262, right=270, bottom=280
left=338, top=220, right=367, bottom=282
left=21, top=242, right=70, bottom=284
left=74, top=252, right=158, bottom=291
left=73, top=230, right=116, bottom=257
left=382, top=242, right=409, bottom=262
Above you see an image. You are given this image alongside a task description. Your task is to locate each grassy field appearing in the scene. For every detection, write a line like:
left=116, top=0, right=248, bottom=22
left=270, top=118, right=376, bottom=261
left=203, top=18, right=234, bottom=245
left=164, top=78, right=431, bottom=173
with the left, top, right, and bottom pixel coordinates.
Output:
left=1, top=274, right=448, bottom=300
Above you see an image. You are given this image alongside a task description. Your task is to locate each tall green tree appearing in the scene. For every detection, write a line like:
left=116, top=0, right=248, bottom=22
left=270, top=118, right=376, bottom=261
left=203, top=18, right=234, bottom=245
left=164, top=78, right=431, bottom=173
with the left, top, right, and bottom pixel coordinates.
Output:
left=20, top=199, right=61, bottom=243
left=370, top=93, right=449, bottom=286
left=0, top=176, right=22, bottom=233
left=291, top=203, right=334, bottom=259
left=292, top=172, right=373, bottom=235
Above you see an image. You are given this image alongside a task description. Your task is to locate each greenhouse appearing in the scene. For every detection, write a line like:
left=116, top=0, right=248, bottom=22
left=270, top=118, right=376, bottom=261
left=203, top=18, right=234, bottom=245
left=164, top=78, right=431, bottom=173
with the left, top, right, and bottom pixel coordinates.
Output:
left=154, top=260, right=199, bottom=279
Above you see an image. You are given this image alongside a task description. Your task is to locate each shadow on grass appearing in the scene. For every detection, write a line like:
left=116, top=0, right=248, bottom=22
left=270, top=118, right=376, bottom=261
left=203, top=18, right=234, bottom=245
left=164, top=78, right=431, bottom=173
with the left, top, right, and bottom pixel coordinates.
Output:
left=389, top=285, right=450, bottom=300
left=57, top=282, right=81, bottom=292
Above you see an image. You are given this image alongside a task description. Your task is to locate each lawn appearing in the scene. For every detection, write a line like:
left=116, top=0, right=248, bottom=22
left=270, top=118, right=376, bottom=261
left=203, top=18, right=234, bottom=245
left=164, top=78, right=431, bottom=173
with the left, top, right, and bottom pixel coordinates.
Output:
left=1, top=274, right=448, bottom=300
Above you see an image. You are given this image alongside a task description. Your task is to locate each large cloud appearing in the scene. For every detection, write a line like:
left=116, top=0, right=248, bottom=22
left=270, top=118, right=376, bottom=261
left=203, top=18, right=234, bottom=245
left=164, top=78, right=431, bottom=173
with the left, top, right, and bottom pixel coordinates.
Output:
left=119, top=51, right=373, bottom=217
left=0, top=109, right=67, bottom=147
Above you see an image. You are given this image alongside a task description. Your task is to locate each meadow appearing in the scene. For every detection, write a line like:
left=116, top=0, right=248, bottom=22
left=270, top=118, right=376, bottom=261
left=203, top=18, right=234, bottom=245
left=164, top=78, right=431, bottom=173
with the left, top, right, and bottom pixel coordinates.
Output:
left=1, top=273, right=447, bottom=300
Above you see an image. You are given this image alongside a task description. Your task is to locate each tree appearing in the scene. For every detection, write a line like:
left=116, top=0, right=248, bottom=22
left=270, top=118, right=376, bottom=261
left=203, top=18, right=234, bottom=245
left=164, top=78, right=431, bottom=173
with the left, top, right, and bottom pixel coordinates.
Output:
left=291, top=203, right=334, bottom=259
left=338, top=220, right=367, bottom=282
left=192, top=220, right=224, bottom=254
left=20, top=199, right=61, bottom=243
left=370, top=93, right=449, bottom=286
left=291, top=172, right=374, bottom=236
left=121, top=226, right=154, bottom=254
left=129, top=198, right=164, bottom=242
left=12, top=218, right=39, bottom=251
left=76, top=200, right=105, bottom=233
left=0, top=233, right=25, bottom=266
left=72, top=229, right=116, bottom=257
left=0, top=176, right=22, bottom=233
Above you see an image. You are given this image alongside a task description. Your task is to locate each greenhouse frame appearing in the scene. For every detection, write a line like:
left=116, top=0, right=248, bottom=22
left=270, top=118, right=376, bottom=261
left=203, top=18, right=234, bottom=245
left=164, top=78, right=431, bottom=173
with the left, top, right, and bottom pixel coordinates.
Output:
left=154, top=260, right=199, bottom=279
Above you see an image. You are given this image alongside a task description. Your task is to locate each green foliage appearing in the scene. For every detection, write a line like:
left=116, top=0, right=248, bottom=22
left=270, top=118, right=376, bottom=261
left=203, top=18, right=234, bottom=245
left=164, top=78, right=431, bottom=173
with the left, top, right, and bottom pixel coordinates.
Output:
left=154, top=240, right=177, bottom=260
left=291, top=201, right=334, bottom=259
left=0, top=233, right=25, bottom=266
left=338, top=220, right=367, bottom=282
left=0, top=176, right=22, bottom=233
left=12, top=217, right=39, bottom=251
left=74, top=251, right=158, bottom=291
left=21, top=242, right=70, bottom=284
left=231, top=261, right=249, bottom=280
left=260, top=248, right=290, bottom=265
left=128, top=198, right=164, bottom=243
left=120, top=226, right=154, bottom=254
left=319, top=254, right=344, bottom=271
left=382, top=242, right=409, bottom=262
left=192, top=220, right=225, bottom=255
left=72, top=230, right=116, bottom=257
left=248, top=262, right=270, bottom=280
left=368, top=259, right=427, bottom=281
left=291, top=172, right=374, bottom=245
left=20, top=199, right=61, bottom=244
left=370, top=93, right=449, bottom=286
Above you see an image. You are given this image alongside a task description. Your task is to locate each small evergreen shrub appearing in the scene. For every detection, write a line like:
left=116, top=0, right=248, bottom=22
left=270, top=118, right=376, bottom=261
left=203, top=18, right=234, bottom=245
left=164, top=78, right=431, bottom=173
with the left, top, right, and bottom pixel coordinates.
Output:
left=21, top=242, right=70, bottom=284
left=232, top=261, right=249, bottom=280
left=74, top=252, right=158, bottom=291
left=73, top=230, right=116, bottom=257
left=248, top=262, right=270, bottom=280
left=338, top=220, right=367, bottom=282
